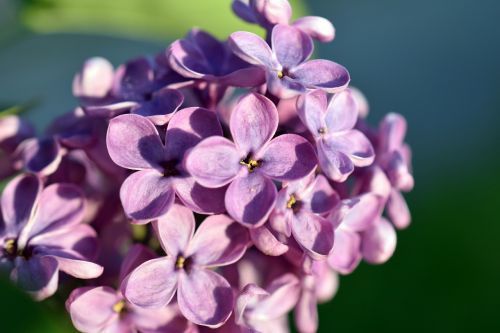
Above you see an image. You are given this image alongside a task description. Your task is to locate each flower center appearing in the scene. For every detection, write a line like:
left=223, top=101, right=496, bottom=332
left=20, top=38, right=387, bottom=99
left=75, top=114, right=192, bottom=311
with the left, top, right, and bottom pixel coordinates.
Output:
left=286, top=194, right=297, bottom=209
left=175, top=255, right=186, bottom=269
left=277, top=70, right=284, bottom=79
left=4, top=238, right=17, bottom=256
left=159, top=160, right=180, bottom=177
left=240, top=155, right=261, bottom=173
left=318, top=127, right=327, bottom=135
left=112, top=300, right=126, bottom=313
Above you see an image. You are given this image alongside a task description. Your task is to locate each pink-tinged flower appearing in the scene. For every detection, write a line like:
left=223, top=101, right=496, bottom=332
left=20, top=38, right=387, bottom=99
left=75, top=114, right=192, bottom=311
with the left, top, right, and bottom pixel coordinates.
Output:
left=123, top=204, right=250, bottom=328
left=185, top=93, right=317, bottom=227
left=361, top=216, right=397, bottom=265
left=66, top=244, right=197, bottom=333
left=251, top=174, right=339, bottom=259
left=297, top=89, right=375, bottom=182
left=106, top=108, right=227, bottom=221
left=235, top=273, right=300, bottom=332
left=232, top=0, right=335, bottom=42
left=168, top=29, right=265, bottom=88
left=0, top=174, right=103, bottom=300
left=327, top=193, right=383, bottom=274
left=229, top=24, right=349, bottom=98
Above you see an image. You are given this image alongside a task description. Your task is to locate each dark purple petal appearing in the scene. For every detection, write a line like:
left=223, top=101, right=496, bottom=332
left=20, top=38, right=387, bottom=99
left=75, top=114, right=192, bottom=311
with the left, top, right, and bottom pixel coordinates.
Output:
left=0, top=174, right=41, bottom=234
left=296, top=89, right=328, bottom=137
left=291, top=59, right=350, bottom=93
left=387, top=189, right=411, bottom=229
left=17, top=137, right=62, bottom=176
left=177, top=268, right=233, bottom=328
left=72, top=57, right=114, bottom=99
left=165, top=107, right=223, bottom=161
left=271, top=24, right=313, bottom=68
left=107, top=114, right=165, bottom=171
left=260, top=134, right=317, bottom=181
left=291, top=210, right=334, bottom=259
left=230, top=93, right=278, bottom=154
left=119, top=170, right=175, bottom=221
left=327, top=229, right=362, bottom=274
left=132, top=88, right=184, bottom=126
left=113, top=57, right=155, bottom=100
left=292, top=16, right=335, bottom=42
left=168, top=39, right=211, bottom=79
left=13, top=255, right=59, bottom=300
left=229, top=31, right=277, bottom=69
left=189, top=214, right=249, bottom=267
left=153, top=203, right=195, bottom=256
left=232, top=0, right=258, bottom=23
left=123, top=257, right=178, bottom=308
left=173, top=177, right=227, bottom=214
left=225, top=173, right=277, bottom=228
left=184, top=136, right=241, bottom=188
left=362, top=217, right=397, bottom=264
left=325, top=89, right=358, bottom=133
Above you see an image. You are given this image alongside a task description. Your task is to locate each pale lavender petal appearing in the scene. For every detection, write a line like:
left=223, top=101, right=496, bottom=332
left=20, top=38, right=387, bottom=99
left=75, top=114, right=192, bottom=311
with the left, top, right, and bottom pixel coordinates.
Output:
left=153, top=203, right=195, bottom=256
left=17, top=137, right=62, bottom=176
left=177, top=268, right=233, bottom=328
left=0, top=174, right=41, bottom=233
left=387, top=189, right=411, bottom=229
left=249, top=225, right=289, bottom=256
left=131, top=303, right=195, bottom=333
left=230, top=93, right=278, bottom=153
left=325, top=89, right=358, bottom=133
left=120, top=170, right=175, bottom=221
left=300, top=175, right=340, bottom=215
left=235, top=284, right=269, bottom=327
left=184, top=136, right=241, bottom=188
left=291, top=59, right=350, bottom=93
left=327, top=229, right=362, bottom=274
left=252, top=0, right=292, bottom=25
left=41, top=250, right=103, bottom=279
left=165, top=107, right=223, bottom=161
left=119, top=244, right=157, bottom=283
left=67, top=286, right=120, bottom=333
left=13, top=255, right=59, bottom=300
left=189, top=214, right=249, bottom=267
left=292, top=16, right=335, bottom=42
left=330, top=193, right=382, bottom=232
left=123, top=257, right=178, bottom=308
left=107, top=114, right=164, bottom=170
left=72, top=57, right=114, bottom=99
left=379, top=112, right=407, bottom=153
left=173, top=177, right=227, bottom=214
left=317, top=139, right=354, bottom=182
left=218, top=66, right=266, bottom=88
left=294, top=275, right=318, bottom=333
left=83, top=101, right=139, bottom=118
left=229, top=31, right=277, bottom=68
left=312, top=261, right=339, bottom=303
left=296, top=89, right=328, bottom=137
left=272, top=24, right=313, bottom=68
left=132, top=88, right=184, bottom=126
left=225, top=173, right=277, bottom=228
left=260, top=134, right=317, bottom=181
left=0, top=115, right=34, bottom=152
left=384, top=150, right=415, bottom=191
left=362, top=217, right=397, bottom=264
left=326, top=130, right=375, bottom=167
left=291, top=210, right=334, bottom=259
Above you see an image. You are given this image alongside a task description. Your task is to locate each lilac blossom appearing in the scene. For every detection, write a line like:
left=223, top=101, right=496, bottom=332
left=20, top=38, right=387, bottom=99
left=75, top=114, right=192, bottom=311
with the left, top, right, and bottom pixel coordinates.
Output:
left=229, top=24, right=349, bottom=98
left=106, top=108, right=227, bottom=221
left=0, top=174, right=103, bottom=300
left=297, top=89, right=375, bottom=182
left=123, top=204, right=250, bottom=327
left=0, top=115, right=34, bottom=179
left=185, top=92, right=317, bottom=227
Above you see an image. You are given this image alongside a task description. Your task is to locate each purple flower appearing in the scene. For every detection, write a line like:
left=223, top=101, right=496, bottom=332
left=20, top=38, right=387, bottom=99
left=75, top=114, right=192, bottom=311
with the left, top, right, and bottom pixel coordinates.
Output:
left=168, top=29, right=265, bottom=88
left=361, top=216, right=397, bottom=265
left=14, top=137, right=63, bottom=176
left=232, top=0, right=335, bottom=42
left=122, top=204, right=250, bottom=328
left=185, top=93, right=317, bottom=227
left=229, top=24, right=349, bottom=98
left=0, top=115, right=34, bottom=179
left=297, top=89, right=375, bottom=182
left=252, top=174, right=339, bottom=259
left=106, top=108, right=227, bottom=221
left=66, top=244, right=197, bottom=333
left=0, top=174, right=103, bottom=300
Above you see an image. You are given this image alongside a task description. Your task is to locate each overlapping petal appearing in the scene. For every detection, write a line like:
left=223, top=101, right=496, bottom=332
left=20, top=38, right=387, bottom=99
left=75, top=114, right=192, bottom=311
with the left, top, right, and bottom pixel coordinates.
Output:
left=291, top=59, right=350, bottom=93
left=271, top=24, right=313, bottom=69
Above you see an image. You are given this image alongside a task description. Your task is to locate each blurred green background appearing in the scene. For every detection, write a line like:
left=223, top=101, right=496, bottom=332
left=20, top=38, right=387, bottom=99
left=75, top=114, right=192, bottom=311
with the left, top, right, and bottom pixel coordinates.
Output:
left=1, top=0, right=499, bottom=332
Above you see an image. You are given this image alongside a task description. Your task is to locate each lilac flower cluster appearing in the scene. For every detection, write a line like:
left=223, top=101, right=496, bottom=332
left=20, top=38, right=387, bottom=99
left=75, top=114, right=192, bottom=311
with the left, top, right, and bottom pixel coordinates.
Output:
left=0, top=1, right=414, bottom=332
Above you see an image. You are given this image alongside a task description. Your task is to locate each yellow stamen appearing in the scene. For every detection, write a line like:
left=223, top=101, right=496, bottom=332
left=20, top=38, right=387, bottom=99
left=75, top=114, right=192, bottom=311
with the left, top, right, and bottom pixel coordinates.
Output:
left=4, top=239, right=16, bottom=255
left=286, top=194, right=297, bottom=209
left=112, top=300, right=126, bottom=313
left=176, top=256, right=186, bottom=269
left=318, top=127, right=327, bottom=135
left=240, top=159, right=260, bottom=173
left=277, top=70, right=284, bottom=79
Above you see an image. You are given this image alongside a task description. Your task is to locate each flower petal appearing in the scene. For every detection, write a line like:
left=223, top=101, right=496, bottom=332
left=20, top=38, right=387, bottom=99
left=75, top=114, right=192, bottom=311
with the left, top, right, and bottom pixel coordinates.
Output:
left=173, top=177, right=227, bottom=214
left=250, top=225, right=289, bottom=256
left=184, top=136, right=241, bottom=188
left=107, top=114, right=165, bottom=170
left=260, top=134, right=317, bottom=181
left=13, top=255, right=59, bottom=301
left=252, top=0, right=292, bottom=25
left=272, top=24, right=313, bottom=68
left=132, top=88, right=184, bottom=126
left=225, top=173, right=277, bottom=228
left=294, top=275, right=318, bottom=333
left=379, top=112, right=407, bottom=153
left=177, top=268, right=233, bottom=328
left=325, top=89, right=358, bottom=133
left=291, top=59, right=350, bottom=93
left=40, top=250, right=103, bottom=279
left=291, top=210, right=334, bottom=259
left=387, top=189, right=411, bottom=229
left=120, top=170, right=175, bottom=221
left=292, top=16, right=335, bottom=42
left=361, top=217, right=397, bottom=264
left=229, top=31, right=276, bottom=68
left=123, top=257, right=178, bottom=308
left=153, top=203, right=195, bottom=256
left=72, top=57, right=114, bottom=99
left=119, top=244, right=157, bottom=283
left=165, top=107, right=223, bottom=161
left=17, top=137, right=62, bottom=176
left=296, top=89, right=328, bottom=137
left=230, top=93, right=278, bottom=154
left=189, top=214, right=249, bottom=267
left=327, top=229, right=362, bottom=274
left=317, top=139, right=354, bottom=182
left=300, top=175, right=340, bottom=215
left=330, top=193, right=382, bottom=232
left=0, top=174, right=41, bottom=234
